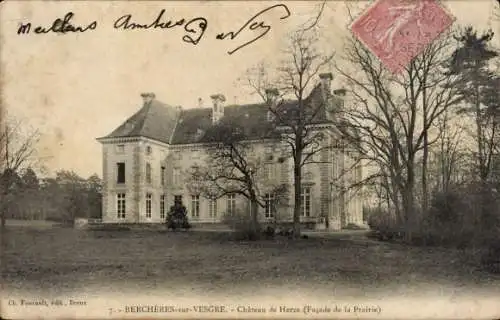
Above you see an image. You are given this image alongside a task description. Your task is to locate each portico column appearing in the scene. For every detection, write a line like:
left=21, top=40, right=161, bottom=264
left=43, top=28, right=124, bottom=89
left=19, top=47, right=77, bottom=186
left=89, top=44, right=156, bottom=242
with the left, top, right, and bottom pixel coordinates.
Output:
left=328, top=182, right=341, bottom=230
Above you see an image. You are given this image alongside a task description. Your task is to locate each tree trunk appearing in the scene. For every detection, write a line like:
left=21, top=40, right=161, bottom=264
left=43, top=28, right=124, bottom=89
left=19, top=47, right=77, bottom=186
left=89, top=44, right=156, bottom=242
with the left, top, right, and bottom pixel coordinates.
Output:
left=293, top=163, right=302, bottom=237
left=422, top=129, right=429, bottom=213
left=422, top=84, right=429, bottom=213
left=402, top=168, right=416, bottom=243
left=250, top=199, right=259, bottom=236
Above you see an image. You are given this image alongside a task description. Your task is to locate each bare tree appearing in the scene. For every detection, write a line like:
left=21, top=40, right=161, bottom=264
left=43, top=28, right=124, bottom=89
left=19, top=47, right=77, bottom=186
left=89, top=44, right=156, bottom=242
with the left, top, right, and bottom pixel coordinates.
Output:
left=335, top=32, right=463, bottom=241
left=432, top=111, right=468, bottom=193
left=240, top=2, right=342, bottom=237
left=186, top=121, right=287, bottom=237
left=0, top=117, right=40, bottom=227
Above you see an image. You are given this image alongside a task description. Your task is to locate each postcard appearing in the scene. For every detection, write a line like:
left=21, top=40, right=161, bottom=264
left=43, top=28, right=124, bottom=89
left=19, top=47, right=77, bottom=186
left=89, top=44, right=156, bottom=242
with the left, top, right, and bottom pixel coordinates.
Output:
left=1, top=0, right=500, bottom=319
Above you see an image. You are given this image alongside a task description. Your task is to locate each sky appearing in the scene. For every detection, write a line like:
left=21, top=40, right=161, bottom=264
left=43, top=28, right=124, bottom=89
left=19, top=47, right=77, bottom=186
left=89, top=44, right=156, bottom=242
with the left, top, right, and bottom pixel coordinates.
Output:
left=1, top=0, right=498, bottom=178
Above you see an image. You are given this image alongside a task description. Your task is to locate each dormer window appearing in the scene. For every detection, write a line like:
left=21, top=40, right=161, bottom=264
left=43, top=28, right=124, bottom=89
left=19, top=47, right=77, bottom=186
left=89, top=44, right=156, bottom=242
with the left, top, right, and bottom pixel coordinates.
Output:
left=211, top=94, right=226, bottom=124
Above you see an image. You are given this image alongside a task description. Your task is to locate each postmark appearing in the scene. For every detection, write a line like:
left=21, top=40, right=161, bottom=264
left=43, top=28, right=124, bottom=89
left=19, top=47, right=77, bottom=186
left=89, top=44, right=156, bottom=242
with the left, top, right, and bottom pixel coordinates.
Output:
left=350, top=0, right=455, bottom=74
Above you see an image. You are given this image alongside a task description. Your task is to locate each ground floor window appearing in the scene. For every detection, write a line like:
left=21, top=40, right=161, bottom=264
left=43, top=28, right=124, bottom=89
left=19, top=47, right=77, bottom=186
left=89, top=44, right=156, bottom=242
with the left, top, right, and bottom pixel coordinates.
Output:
left=264, top=193, right=276, bottom=218
left=160, top=194, right=166, bottom=219
left=300, top=187, right=311, bottom=217
left=191, top=195, right=200, bottom=217
left=117, top=193, right=126, bottom=219
left=146, top=193, right=152, bottom=218
left=209, top=199, right=217, bottom=217
left=227, top=194, right=236, bottom=216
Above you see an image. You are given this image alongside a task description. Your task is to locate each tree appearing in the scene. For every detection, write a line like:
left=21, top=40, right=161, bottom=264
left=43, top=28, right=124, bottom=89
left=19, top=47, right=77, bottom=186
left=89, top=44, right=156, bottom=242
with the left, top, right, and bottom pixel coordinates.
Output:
left=240, top=2, right=339, bottom=237
left=166, top=199, right=191, bottom=231
left=335, top=32, right=464, bottom=241
left=0, top=118, right=40, bottom=227
left=187, top=120, right=287, bottom=238
left=449, top=27, right=499, bottom=185
left=431, top=111, right=468, bottom=193
left=86, top=174, right=102, bottom=219
left=55, top=170, right=89, bottom=222
left=17, top=167, right=42, bottom=220
left=22, top=167, right=40, bottom=190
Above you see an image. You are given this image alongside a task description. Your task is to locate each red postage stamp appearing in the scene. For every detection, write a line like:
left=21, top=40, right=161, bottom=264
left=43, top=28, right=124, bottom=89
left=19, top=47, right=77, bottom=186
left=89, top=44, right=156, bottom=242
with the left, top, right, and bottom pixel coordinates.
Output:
left=350, top=0, right=455, bottom=74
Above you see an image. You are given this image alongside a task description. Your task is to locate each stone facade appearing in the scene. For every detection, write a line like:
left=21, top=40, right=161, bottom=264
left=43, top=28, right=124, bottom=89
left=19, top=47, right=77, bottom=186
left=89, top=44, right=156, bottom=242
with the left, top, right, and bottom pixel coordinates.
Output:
left=97, top=80, right=364, bottom=230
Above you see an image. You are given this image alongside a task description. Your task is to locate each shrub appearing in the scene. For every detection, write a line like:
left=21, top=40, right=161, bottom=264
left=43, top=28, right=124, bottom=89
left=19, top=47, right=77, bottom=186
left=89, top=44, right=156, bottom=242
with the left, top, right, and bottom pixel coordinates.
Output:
left=262, top=225, right=276, bottom=239
left=222, top=208, right=261, bottom=241
left=166, top=201, right=191, bottom=231
left=344, top=223, right=368, bottom=230
left=481, top=240, right=500, bottom=274
left=430, top=190, right=464, bottom=224
left=414, top=184, right=500, bottom=248
left=366, top=207, right=398, bottom=231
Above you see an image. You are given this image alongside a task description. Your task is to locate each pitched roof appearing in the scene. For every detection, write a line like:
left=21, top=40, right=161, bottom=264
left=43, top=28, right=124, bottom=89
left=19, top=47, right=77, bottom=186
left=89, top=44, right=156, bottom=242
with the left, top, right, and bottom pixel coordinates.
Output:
left=172, top=103, right=281, bottom=144
left=101, top=100, right=179, bottom=144
left=100, top=83, right=343, bottom=145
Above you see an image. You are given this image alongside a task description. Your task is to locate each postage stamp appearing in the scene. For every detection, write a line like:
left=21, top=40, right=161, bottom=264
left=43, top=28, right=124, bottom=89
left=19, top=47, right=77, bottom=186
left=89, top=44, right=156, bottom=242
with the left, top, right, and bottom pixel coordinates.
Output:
left=350, top=0, right=455, bottom=74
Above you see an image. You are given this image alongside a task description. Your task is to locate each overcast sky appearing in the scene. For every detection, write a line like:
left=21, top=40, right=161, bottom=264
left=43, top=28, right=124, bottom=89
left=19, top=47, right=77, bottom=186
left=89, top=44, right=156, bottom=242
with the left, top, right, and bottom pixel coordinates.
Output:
left=1, top=1, right=498, bottom=178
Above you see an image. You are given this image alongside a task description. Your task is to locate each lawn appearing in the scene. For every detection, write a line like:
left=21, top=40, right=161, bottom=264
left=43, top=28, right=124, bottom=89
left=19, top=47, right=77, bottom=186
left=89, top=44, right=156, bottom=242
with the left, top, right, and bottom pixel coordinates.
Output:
left=2, top=226, right=500, bottom=318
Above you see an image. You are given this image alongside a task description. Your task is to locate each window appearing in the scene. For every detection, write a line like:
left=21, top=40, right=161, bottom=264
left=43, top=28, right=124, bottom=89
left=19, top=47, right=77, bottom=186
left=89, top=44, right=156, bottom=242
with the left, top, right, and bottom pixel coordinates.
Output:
left=226, top=194, right=236, bottom=216
left=146, top=163, right=152, bottom=184
left=146, top=145, right=152, bottom=155
left=117, top=193, right=126, bottom=219
left=209, top=199, right=217, bottom=217
left=262, top=165, right=270, bottom=180
left=145, top=193, right=152, bottom=218
left=191, top=195, right=200, bottom=218
left=161, top=166, right=165, bottom=186
left=160, top=194, right=166, bottom=219
left=261, top=162, right=278, bottom=180
left=173, top=168, right=181, bottom=185
left=302, top=164, right=313, bottom=180
left=116, top=144, right=125, bottom=153
left=264, top=193, right=276, bottom=218
left=300, top=187, right=311, bottom=217
left=267, top=110, right=275, bottom=122
left=117, top=162, right=125, bottom=184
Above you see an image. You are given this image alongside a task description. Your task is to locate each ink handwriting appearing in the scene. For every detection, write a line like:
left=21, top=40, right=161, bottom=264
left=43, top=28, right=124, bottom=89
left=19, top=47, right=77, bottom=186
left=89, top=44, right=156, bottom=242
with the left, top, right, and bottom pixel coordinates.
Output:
left=16, top=5, right=291, bottom=54
left=216, top=4, right=291, bottom=54
left=113, top=9, right=207, bottom=45
left=17, top=12, right=97, bottom=35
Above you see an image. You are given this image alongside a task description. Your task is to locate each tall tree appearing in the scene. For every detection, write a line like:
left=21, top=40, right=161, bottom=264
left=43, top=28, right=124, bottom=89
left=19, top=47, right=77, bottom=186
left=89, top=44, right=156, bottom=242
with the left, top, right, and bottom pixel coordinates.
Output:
left=240, top=3, right=336, bottom=237
left=336, top=33, right=463, bottom=241
left=0, top=118, right=40, bottom=227
left=450, top=27, right=499, bottom=183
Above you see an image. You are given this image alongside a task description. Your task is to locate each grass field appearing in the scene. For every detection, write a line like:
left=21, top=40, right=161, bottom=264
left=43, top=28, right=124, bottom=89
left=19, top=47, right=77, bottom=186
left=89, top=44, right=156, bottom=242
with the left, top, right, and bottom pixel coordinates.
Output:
left=2, top=225, right=500, bottom=302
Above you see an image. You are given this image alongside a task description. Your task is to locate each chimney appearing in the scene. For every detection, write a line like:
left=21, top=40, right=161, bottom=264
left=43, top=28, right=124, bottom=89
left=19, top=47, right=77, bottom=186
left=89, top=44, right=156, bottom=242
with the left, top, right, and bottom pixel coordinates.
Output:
left=319, top=73, right=333, bottom=97
left=141, top=92, right=155, bottom=105
left=333, top=88, right=346, bottom=109
left=265, top=88, right=279, bottom=108
left=211, top=94, right=226, bottom=124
